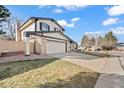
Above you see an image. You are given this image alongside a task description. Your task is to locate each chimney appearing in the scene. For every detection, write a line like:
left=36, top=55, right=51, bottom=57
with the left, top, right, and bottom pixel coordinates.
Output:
left=15, top=19, right=21, bottom=41
left=17, top=20, right=21, bottom=29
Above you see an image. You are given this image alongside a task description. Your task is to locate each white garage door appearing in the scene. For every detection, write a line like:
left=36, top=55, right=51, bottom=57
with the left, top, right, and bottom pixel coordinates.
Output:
left=46, top=40, right=66, bottom=54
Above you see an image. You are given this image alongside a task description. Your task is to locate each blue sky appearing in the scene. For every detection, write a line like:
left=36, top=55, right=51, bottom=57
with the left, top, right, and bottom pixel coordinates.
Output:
left=5, top=5, right=124, bottom=44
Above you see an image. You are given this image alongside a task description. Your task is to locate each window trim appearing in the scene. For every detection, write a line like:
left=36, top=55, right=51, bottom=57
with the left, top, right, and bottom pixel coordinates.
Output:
left=39, top=22, right=50, bottom=31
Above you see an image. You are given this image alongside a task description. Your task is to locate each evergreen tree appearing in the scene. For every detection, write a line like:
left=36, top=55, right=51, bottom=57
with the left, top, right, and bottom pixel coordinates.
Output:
left=101, top=31, right=117, bottom=50
left=0, top=5, right=11, bottom=35
left=0, top=5, right=11, bottom=23
left=0, top=30, right=6, bottom=35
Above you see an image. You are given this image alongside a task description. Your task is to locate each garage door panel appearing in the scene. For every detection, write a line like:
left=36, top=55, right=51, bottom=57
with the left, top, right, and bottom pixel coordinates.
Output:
left=46, top=40, right=65, bottom=54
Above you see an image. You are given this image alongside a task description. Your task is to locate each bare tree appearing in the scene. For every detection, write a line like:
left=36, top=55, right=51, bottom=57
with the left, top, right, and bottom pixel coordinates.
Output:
left=81, top=35, right=91, bottom=48
left=6, top=17, right=15, bottom=38
left=3, top=16, right=21, bottom=39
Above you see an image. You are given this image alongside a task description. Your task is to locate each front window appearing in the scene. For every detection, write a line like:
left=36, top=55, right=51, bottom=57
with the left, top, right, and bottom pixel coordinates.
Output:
left=40, top=22, right=50, bottom=31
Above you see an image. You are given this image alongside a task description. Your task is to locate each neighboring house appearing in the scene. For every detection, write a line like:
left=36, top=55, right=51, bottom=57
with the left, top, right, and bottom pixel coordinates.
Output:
left=116, top=43, right=124, bottom=51
left=0, top=34, right=14, bottom=40
left=16, top=17, right=77, bottom=55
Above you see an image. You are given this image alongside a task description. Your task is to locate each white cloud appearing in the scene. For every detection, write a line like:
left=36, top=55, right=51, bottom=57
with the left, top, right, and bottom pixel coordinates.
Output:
left=104, top=7, right=109, bottom=10
left=57, top=20, right=75, bottom=28
left=52, top=9, right=64, bottom=14
left=107, top=5, right=124, bottom=16
left=56, top=5, right=88, bottom=11
left=112, top=26, right=124, bottom=35
left=38, top=5, right=88, bottom=14
left=103, top=18, right=119, bottom=26
left=71, top=17, right=80, bottom=22
left=67, top=23, right=75, bottom=28
left=57, top=17, right=80, bottom=28
left=84, top=26, right=124, bottom=36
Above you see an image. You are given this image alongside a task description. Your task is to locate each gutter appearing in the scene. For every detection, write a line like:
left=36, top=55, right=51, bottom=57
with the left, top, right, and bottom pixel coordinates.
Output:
left=25, top=31, right=68, bottom=42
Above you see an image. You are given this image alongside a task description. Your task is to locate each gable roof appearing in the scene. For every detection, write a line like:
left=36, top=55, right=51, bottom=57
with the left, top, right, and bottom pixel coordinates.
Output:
left=25, top=31, right=76, bottom=43
left=42, top=31, right=76, bottom=43
left=117, top=43, right=124, bottom=46
left=18, top=17, right=65, bottom=31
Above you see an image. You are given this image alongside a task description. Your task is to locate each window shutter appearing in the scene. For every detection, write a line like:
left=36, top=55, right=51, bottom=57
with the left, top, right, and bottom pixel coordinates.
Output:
left=48, top=25, right=50, bottom=31
left=54, top=27, right=56, bottom=31
left=40, top=22, right=42, bottom=31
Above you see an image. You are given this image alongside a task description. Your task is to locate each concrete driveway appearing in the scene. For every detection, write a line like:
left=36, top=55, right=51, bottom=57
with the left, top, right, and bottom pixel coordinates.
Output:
left=50, top=52, right=124, bottom=74
left=50, top=51, right=99, bottom=60
left=50, top=52, right=124, bottom=88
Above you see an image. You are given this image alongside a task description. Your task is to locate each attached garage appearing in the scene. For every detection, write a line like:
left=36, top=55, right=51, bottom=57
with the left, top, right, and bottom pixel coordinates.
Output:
left=46, top=39, right=66, bottom=54
left=16, top=17, right=77, bottom=56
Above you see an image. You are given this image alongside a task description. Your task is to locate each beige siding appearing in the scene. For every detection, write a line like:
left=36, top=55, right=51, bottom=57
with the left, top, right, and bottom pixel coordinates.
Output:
left=70, top=43, right=77, bottom=51
left=15, top=29, right=21, bottom=41
left=30, top=36, right=47, bottom=54
left=35, top=38, right=41, bottom=54
left=30, top=42, right=34, bottom=54
left=43, top=32, right=68, bottom=40
left=67, top=42, right=71, bottom=52
left=21, top=22, right=35, bottom=40
left=40, top=37, right=47, bottom=54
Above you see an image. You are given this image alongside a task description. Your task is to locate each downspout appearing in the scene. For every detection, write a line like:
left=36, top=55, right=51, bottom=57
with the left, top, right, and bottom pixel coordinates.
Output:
left=65, top=42, right=67, bottom=53
left=34, top=18, right=38, bottom=54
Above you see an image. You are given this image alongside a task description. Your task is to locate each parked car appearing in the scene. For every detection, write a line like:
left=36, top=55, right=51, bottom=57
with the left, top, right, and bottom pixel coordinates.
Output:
left=95, top=47, right=102, bottom=51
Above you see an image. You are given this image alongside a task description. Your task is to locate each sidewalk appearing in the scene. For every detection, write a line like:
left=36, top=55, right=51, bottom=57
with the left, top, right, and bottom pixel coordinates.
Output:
left=95, top=73, right=124, bottom=88
left=95, top=57, right=124, bottom=88
left=62, top=57, right=124, bottom=74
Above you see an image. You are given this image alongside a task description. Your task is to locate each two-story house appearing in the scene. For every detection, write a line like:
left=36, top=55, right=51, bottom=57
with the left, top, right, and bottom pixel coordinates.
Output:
left=16, top=17, right=77, bottom=55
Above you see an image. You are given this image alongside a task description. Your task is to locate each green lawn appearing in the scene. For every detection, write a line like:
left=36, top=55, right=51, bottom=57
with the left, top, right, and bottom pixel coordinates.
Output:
left=0, top=58, right=99, bottom=88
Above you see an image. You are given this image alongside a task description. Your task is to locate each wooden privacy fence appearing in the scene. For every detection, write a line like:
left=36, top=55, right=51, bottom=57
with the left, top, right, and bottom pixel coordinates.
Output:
left=0, top=40, right=24, bottom=57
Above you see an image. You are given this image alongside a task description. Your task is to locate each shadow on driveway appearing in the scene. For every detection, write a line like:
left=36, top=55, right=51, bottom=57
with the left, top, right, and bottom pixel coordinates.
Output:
left=50, top=52, right=100, bottom=60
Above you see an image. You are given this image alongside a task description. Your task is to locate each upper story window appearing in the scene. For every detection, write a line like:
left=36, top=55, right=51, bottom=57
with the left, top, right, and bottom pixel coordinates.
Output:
left=54, top=27, right=61, bottom=31
left=40, top=22, right=50, bottom=31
